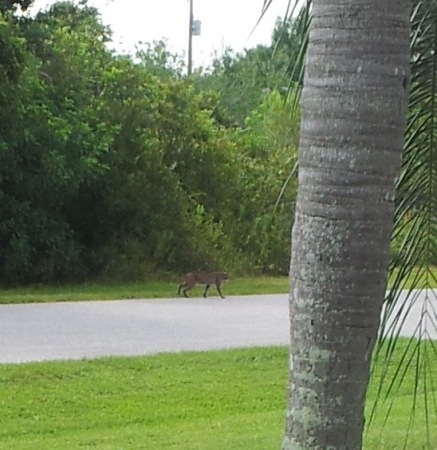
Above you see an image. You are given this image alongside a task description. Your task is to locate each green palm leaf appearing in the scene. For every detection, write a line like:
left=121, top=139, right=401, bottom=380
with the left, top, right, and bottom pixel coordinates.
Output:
left=269, top=0, right=311, bottom=106
left=264, top=0, right=437, bottom=446
left=369, top=1, right=437, bottom=445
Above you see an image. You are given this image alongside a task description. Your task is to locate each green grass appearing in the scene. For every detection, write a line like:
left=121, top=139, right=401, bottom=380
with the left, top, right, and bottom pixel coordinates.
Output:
left=365, top=338, right=437, bottom=449
left=0, top=276, right=289, bottom=305
left=1, top=267, right=437, bottom=305
left=1, top=343, right=436, bottom=449
left=1, top=347, right=286, bottom=450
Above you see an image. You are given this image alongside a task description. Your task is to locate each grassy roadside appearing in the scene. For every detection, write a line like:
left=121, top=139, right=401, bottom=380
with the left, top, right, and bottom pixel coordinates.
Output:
left=0, top=277, right=289, bottom=304
left=1, top=343, right=435, bottom=449
left=1, top=267, right=437, bottom=304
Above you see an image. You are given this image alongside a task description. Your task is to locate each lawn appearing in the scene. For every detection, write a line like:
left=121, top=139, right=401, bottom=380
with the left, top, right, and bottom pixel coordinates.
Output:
left=1, top=342, right=435, bottom=449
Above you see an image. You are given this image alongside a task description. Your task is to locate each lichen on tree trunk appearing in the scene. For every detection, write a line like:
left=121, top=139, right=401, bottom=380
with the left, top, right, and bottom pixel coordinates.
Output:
left=284, top=1, right=411, bottom=449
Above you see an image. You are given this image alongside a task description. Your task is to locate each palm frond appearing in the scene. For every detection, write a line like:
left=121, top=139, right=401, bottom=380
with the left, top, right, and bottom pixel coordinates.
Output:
left=369, top=0, right=437, bottom=446
left=267, top=1, right=311, bottom=211
left=260, top=0, right=311, bottom=108
left=250, top=0, right=288, bottom=38
left=268, top=0, right=436, bottom=445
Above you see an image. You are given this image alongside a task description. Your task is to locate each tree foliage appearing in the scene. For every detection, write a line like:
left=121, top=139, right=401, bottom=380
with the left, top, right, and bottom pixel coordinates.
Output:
left=193, top=13, right=304, bottom=127
left=0, top=1, right=299, bottom=284
left=0, top=0, right=32, bottom=14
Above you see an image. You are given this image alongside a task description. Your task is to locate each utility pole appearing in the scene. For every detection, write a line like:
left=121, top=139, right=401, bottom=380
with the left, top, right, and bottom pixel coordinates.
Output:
left=188, top=0, right=193, bottom=75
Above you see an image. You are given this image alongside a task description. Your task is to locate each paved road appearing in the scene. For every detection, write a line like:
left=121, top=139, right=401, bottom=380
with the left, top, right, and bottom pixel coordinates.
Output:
left=1, top=292, right=436, bottom=363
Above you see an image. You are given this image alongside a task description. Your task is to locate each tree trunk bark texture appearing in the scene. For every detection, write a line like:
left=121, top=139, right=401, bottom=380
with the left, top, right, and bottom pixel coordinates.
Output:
left=284, top=1, right=410, bottom=449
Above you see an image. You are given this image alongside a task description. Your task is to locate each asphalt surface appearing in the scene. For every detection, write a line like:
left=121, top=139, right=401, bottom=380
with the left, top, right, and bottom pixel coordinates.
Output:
left=1, top=292, right=436, bottom=364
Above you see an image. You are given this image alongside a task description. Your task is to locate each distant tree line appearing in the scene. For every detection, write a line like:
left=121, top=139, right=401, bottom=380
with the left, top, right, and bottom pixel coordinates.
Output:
left=0, top=1, right=301, bottom=285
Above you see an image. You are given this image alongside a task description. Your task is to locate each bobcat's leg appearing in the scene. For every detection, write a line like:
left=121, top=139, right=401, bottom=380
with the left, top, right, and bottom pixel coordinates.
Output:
left=178, top=282, right=190, bottom=297
left=216, top=283, right=225, bottom=299
left=203, top=284, right=210, bottom=298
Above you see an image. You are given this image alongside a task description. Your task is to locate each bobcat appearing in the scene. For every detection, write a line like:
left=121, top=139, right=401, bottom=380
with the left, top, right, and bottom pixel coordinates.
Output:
left=177, top=271, right=229, bottom=299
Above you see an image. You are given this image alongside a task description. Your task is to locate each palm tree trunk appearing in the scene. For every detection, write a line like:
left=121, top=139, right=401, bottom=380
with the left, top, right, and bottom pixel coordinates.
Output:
left=284, top=1, right=411, bottom=448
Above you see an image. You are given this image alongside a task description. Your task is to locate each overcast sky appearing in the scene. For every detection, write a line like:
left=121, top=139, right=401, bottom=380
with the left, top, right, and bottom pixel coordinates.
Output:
left=29, top=0, right=292, bottom=67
